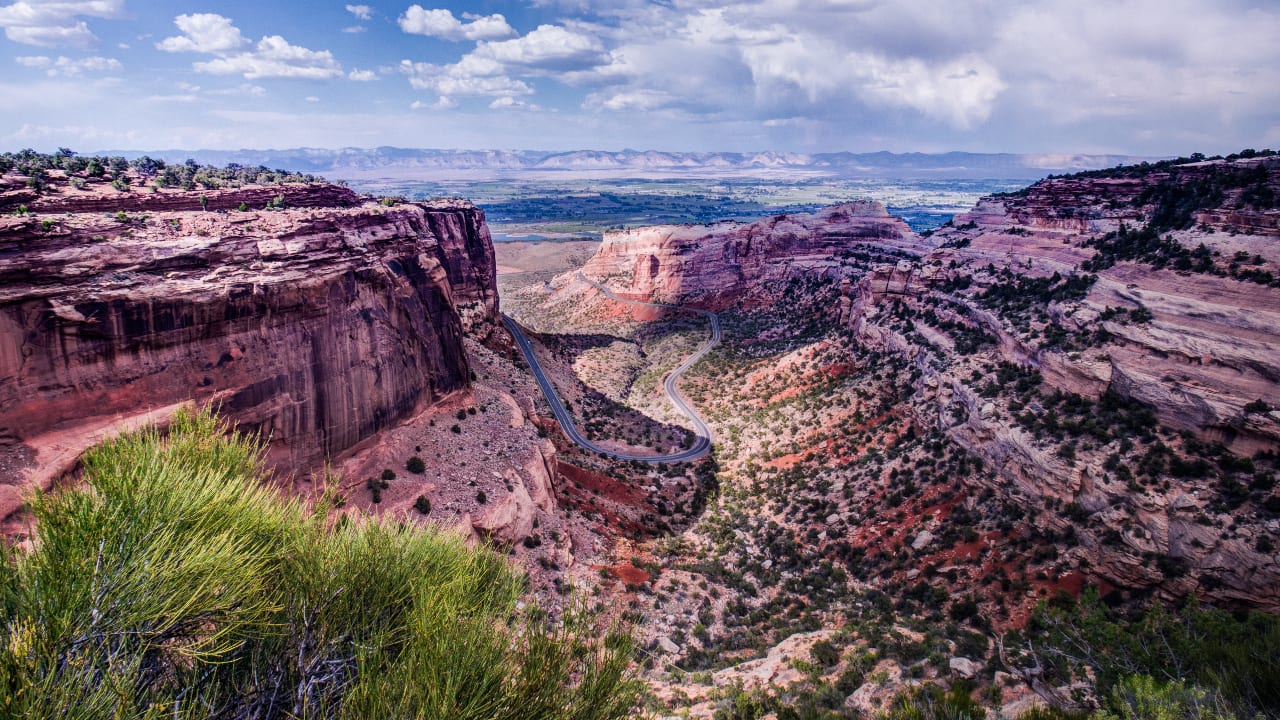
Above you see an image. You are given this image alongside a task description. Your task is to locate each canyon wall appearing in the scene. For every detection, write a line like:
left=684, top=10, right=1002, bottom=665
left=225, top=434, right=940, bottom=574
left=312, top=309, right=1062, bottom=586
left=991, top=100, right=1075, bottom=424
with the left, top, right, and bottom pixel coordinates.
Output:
left=581, top=202, right=925, bottom=308
left=842, top=157, right=1280, bottom=608
left=0, top=183, right=499, bottom=521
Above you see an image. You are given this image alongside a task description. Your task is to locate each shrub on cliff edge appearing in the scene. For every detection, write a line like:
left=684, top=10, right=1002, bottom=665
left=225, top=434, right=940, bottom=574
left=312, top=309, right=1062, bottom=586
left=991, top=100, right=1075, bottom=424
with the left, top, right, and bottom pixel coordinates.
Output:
left=0, top=408, right=640, bottom=719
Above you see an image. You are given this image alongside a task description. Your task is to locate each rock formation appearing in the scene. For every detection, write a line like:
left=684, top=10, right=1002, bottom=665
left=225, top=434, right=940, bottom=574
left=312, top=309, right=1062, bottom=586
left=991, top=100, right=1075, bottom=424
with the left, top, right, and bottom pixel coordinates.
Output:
left=580, top=202, right=924, bottom=308
left=0, top=181, right=499, bottom=524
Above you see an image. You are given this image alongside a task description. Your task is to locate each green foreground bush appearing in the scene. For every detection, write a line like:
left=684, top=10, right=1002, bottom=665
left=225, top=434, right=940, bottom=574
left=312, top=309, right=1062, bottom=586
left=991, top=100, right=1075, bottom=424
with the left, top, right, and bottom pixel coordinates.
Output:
left=0, top=409, right=641, bottom=719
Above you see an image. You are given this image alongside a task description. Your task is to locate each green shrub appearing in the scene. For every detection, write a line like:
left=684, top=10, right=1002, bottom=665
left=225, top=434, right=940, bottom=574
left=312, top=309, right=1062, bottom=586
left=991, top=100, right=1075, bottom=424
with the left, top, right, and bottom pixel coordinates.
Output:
left=406, top=456, right=426, bottom=474
left=1097, top=675, right=1240, bottom=720
left=0, top=408, right=640, bottom=719
left=1014, top=707, right=1089, bottom=720
left=883, top=681, right=984, bottom=720
left=1244, top=399, right=1270, bottom=414
left=1023, top=590, right=1280, bottom=718
left=381, top=468, right=396, bottom=482
left=414, top=495, right=431, bottom=515
left=810, top=639, right=841, bottom=668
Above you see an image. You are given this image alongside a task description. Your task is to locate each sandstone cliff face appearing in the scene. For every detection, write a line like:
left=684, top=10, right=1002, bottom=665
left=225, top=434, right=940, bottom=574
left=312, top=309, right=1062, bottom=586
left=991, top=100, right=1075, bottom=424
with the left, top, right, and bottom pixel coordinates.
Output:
left=0, top=184, right=499, bottom=522
left=580, top=202, right=923, bottom=307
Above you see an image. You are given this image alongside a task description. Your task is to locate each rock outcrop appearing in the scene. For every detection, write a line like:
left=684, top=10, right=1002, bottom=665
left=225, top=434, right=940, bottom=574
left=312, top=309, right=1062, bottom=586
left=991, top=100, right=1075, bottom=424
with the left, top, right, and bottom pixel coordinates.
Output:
left=0, top=182, right=499, bottom=523
left=580, top=202, right=923, bottom=308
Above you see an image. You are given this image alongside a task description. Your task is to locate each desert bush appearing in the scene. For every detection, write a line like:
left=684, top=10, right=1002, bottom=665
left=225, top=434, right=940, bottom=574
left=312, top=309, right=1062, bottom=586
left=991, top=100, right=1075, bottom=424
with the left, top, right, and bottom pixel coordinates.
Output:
left=882, top=681, right=984, bottom=720
left=810, top=639, right=841, bottom=668
left=406, top=456, right=426, bottom=474
left=1021, top=590, right=1280, bottom=719
left=1095, top=675, right=1241, bottom=720
left=0, top=408, right=640, bottom=719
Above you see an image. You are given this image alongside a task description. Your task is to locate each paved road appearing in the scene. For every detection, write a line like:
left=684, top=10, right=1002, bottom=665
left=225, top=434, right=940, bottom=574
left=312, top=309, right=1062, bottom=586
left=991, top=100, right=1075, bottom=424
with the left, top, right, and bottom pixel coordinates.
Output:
left=502, top=273, right=719, bottom=463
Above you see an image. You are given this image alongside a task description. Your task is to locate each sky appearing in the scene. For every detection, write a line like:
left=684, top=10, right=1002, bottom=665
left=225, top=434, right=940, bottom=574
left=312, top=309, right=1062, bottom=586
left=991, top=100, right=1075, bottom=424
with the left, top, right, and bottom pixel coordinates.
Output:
left=0, top=0, right=1277, bottom=155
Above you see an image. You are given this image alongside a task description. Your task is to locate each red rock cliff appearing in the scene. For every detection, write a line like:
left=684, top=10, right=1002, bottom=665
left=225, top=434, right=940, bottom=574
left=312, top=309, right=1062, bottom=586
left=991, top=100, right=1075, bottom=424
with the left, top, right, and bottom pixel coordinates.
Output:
left=580, top=201, right=924, bottom=307
left=0, top=184, right=499, bottom=520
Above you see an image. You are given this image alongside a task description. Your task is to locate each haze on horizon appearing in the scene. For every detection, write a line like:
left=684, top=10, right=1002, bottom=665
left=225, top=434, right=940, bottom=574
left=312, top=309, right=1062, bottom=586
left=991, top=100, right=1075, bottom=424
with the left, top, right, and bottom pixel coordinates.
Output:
left=0, top=0, right=1276, bottom=157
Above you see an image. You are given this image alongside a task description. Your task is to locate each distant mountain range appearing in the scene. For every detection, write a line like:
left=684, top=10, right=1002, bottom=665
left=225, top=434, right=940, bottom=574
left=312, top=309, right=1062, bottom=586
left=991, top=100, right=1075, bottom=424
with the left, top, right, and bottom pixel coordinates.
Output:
left=100, top=147, right=1157, bottom=181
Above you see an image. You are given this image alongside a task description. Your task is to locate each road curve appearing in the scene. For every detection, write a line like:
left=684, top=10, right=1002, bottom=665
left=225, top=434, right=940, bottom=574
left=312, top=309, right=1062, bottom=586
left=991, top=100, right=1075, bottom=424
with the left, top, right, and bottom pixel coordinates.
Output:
left=501, top=273, right=719, bottom=463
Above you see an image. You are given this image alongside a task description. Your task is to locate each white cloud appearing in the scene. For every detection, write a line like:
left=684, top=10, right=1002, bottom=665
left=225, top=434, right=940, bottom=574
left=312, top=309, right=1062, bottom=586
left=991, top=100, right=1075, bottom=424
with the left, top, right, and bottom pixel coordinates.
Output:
left=551, top=4, right=1011, bottom=129
left=158, top=14, right=343, bottom=80
left=585, top=89, right=677, bottom=112
left=342, top=25, right=366, bottom=34
left=4, top=0, right=1274, bottom=155
left=736, top=35, right=1005, bottom=128
left=489, top=96, right=539, bottom=110
left=0, top=0, right=123, bottom=48
left=411, top=96, right=456, bottom=110
left=156, top=13, right=247, bottom=53
left=207, top=83, right=267, bottom=97
left=194, top=36, right=343, bottom=79
left=399, top=6, right=514, bottom=41
left=15, top=54, right=122, bottom=76
left=305, top=96, right=319, bottom=103
left=399, top=58, right=532, bottom=98
left=345, top=4, right=373, bottom=21
left=397, top=22, right=609, bottom=108
left=473, top=24, right=606, bottom=71
left=991, top=0, right=1280, bottom=125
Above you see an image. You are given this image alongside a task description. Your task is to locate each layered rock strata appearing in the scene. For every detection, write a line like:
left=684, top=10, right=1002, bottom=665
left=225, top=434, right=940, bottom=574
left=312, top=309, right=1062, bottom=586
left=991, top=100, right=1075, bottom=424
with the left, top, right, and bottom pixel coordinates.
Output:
left=0, top=184, right=499, bottom=522
left=581, top=202, right=923, bottom=307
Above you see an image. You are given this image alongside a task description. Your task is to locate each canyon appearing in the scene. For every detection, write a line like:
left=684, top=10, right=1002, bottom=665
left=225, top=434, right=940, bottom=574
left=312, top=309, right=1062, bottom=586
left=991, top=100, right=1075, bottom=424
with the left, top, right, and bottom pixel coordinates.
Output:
left=3, top=151, right=1279, bottom=718
left=505, top=153, right=1280, bottom=717
left=552, top=155, right=1280, bottom=612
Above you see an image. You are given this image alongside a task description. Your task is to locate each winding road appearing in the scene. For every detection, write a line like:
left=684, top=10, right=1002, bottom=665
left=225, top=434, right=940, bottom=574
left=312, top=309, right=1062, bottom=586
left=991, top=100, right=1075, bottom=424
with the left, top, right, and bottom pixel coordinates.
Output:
left=502, top=272, right=720, bottom=463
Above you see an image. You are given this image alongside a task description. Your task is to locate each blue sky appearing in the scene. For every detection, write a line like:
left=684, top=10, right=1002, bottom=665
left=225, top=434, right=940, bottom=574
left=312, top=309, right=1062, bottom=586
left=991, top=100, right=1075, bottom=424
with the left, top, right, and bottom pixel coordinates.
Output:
left=1, top=0, right=1277, bottom=154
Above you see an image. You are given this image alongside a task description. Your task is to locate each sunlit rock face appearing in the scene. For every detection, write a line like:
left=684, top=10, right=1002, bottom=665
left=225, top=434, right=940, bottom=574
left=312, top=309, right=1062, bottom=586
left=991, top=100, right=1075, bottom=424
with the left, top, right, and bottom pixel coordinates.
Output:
left=581, top=202, right=925, bottom=308
left=0, top=184, right=499, bottom=520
